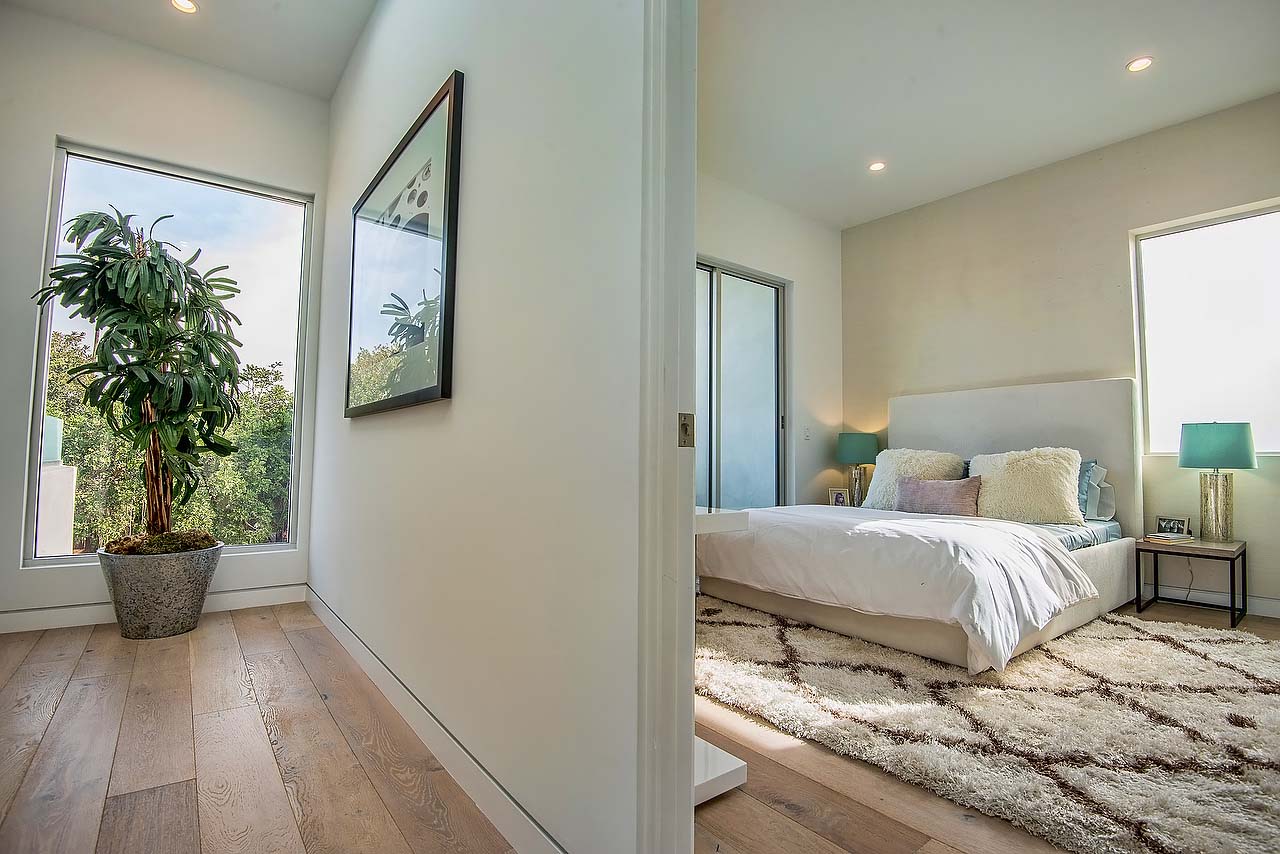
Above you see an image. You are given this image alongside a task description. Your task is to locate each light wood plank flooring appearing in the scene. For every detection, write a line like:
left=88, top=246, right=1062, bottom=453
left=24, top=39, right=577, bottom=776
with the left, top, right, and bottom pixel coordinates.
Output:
left=694, top=601, right=1280, bottom=854
left=0, top=603, right=512, bottom=854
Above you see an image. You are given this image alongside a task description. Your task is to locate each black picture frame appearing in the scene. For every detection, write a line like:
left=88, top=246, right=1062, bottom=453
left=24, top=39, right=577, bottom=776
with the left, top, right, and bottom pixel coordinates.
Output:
left=344, top=70, right=463, bottom=417
left=1155, top=515, right=1191, bottom=535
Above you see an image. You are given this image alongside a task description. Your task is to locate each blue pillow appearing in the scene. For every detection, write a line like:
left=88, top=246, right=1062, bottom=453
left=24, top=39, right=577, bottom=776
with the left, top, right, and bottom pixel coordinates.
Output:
left=1077, top=459, right=1097, bottom=515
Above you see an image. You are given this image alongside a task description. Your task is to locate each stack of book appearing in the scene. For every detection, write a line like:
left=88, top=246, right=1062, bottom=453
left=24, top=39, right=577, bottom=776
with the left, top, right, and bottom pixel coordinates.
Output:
left=1145, top=532, right=1194, bottom=545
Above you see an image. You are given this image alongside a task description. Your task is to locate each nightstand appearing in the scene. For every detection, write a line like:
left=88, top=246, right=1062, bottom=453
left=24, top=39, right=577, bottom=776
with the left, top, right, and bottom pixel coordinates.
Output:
left=1135, top=538, right=1247, bottom=626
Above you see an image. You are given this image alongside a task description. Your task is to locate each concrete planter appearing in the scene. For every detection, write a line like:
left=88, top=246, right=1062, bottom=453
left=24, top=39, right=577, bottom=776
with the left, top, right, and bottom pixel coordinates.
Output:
left=98, top=543, right=223, bottom=639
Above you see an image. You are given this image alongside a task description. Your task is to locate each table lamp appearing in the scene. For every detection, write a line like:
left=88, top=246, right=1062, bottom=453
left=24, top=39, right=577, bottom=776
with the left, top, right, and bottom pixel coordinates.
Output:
left=836, top=432, right=879, bottom=506
left=1179, top=422, right=1256, bottom=541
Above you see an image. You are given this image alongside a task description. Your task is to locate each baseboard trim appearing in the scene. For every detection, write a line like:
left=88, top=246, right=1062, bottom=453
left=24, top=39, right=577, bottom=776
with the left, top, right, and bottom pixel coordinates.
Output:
left=1140, top=582, right=1280, bottom=619
left=304, top=587, right=563, bottom=854
left=0, top=583, right=307, bottom=633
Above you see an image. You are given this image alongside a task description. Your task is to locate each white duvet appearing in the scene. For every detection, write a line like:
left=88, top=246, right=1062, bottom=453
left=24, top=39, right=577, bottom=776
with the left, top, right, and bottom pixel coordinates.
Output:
left=696, top=505, right=1098, bottom=672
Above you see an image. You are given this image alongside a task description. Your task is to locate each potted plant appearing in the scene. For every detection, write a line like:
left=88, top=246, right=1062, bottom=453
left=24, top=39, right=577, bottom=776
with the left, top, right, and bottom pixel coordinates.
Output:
left=35, top=208, right=242, bottom=639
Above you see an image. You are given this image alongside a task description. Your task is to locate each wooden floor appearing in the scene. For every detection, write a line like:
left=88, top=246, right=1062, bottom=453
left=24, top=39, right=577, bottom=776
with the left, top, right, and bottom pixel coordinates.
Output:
left=693, top=601, right=1280, bottom=854
left=3, top=599, right=1274, bottom=854
left=0, top=602, right=512, bottom=854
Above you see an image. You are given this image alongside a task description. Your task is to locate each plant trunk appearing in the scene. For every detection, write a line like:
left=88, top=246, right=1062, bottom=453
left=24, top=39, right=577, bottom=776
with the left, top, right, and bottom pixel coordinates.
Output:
left=142, top=399, right=172, bottom=535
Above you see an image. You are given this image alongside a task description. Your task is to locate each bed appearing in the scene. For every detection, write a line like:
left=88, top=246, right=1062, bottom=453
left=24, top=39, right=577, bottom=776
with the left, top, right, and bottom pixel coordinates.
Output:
left=697, top=378, right=1142, bottom=673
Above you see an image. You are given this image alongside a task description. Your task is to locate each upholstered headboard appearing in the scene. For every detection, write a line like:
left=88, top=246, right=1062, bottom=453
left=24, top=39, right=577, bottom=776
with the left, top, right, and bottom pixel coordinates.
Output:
left=888, top=378, right=1143, bottom=537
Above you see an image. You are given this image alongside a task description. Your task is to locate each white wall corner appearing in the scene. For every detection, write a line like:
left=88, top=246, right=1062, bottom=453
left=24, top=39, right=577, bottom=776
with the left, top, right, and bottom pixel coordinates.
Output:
left=304, top=588, right=564, bottom=854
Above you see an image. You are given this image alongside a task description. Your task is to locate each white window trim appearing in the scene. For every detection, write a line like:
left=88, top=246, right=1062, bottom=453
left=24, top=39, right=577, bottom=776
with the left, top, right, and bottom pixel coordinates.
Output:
left=1132, top=195, right=1280, bottom=456
left=23, top=142, right=315, bottom=567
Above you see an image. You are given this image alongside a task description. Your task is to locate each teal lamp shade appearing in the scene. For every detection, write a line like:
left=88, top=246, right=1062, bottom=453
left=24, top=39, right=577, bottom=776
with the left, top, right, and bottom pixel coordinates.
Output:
left=1178, top=422, right=1257, bottom=470
left=836, top=432, right=879, bottom=466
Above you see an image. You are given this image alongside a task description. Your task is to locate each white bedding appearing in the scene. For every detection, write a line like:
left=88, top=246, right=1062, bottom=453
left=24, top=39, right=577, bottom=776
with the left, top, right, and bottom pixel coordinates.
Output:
left=695, top=505, right=1099, bottom=672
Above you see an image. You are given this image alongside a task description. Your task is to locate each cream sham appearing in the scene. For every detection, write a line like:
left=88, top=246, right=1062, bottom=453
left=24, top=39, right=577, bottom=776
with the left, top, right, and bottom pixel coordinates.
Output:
left=969, top=447, right=1085, bottom=525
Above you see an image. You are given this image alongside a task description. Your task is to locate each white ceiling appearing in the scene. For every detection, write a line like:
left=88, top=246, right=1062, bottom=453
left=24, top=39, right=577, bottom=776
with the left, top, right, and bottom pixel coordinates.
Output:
left=699, top=0, right=1280, bottom=229
left=6, top=0, right=376, bottom=98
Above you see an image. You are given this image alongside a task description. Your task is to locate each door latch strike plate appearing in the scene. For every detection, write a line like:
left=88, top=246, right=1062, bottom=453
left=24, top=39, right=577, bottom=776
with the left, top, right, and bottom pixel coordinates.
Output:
left=677, top=413, right=695, bottom=448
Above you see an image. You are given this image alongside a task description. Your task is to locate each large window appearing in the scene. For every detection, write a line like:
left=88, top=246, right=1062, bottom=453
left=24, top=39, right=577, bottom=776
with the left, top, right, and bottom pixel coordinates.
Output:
left=28, top=149, right=309, bottom=559
left=1136, top=206, right=1280, bottom=453
left=695, top=262, right=785, bottom=509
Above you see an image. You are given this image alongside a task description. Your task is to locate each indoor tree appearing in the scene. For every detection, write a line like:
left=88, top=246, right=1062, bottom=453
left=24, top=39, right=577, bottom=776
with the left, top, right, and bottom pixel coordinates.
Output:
left=35, top=208, right=242, bottom=542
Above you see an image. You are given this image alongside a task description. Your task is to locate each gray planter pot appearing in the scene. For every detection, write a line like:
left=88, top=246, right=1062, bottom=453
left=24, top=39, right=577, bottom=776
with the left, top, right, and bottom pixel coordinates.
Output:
left=98, top=543, right=223, bottom=639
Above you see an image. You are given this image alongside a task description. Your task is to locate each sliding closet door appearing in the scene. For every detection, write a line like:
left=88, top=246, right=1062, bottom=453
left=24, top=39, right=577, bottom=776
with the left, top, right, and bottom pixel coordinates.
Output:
left=695, top=263, right=784, bottom=509
left=718, top=272, right=781, bottom=508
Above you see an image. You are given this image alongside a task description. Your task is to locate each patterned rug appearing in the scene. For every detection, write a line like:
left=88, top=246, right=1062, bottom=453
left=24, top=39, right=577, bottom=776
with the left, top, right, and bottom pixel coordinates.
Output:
left=694, top=595, right=1280, bottom=854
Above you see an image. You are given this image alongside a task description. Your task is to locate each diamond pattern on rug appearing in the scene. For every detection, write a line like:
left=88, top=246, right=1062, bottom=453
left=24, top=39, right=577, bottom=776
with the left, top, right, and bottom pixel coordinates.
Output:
left=695, top=595, right=1280, bottom=854
left=1049, top=636, right=1256, bottom=690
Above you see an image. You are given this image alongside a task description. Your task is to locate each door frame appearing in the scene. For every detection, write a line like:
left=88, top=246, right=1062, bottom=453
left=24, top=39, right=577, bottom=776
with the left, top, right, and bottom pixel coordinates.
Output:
left=694, top=257, right=789, bottom=509
left=636, top=0, right=697, bottom=851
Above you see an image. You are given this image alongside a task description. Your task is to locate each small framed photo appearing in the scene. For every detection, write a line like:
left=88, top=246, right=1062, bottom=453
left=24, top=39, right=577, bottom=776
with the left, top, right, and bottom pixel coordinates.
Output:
left=829, top=488, right=851, bottom=507
left=1155, top=515, right=1191, bottom=535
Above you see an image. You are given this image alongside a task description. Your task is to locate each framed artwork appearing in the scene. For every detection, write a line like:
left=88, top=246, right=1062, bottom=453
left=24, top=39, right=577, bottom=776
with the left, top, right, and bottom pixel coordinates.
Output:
left=829, top=488, right=850, bottom=507
left=345, top=70, right=464, bottom=417
left=1155, top=515, right=1192, bottom=535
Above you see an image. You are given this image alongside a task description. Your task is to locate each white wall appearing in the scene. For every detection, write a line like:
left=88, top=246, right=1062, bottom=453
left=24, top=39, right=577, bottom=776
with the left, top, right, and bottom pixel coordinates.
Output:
left=0, top=6, right=328, bottom=615
left=841, top=93, right=1280, bottom=605
left=307, top=1, right=645, bottom=851
left=698, top=173, right=845, bottom=504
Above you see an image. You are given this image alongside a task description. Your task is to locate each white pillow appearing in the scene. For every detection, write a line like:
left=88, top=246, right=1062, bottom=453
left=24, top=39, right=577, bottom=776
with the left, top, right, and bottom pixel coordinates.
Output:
left=969, top=447, right=1085, bottom=525
left=862, top=449, right=965, bottom=511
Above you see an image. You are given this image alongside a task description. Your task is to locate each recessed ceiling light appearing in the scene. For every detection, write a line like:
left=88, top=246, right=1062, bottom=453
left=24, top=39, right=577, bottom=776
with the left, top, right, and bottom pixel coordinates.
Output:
left=171, top=0, right=198, bottom=13
left=868, top=161, right=887, bottom=173
left=1126, top=55, right=1154, bottom=73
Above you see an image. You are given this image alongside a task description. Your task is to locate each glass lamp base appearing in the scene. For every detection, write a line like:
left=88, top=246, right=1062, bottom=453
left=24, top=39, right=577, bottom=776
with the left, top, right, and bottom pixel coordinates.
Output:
left=1200, top=471, right=1234, bottom=541
left=849, top=465, right=866, bottom=507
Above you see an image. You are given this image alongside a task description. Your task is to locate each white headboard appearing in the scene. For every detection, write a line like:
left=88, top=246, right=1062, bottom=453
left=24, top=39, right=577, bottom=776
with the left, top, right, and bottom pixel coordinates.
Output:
left=888, top=378, right=1143, bottom=537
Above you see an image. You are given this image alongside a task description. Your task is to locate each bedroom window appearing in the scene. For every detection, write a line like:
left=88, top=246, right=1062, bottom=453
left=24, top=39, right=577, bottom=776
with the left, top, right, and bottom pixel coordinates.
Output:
left=695, top=262, right=785, bottom=509
left=1136, top=205, right=1280, bottom=453
left=27, top=147, right=310, bottom=560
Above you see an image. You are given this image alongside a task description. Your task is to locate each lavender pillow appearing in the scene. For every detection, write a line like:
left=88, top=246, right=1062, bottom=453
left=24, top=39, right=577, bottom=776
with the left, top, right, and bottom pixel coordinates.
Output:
left=894, top=476, right=982, bottom=517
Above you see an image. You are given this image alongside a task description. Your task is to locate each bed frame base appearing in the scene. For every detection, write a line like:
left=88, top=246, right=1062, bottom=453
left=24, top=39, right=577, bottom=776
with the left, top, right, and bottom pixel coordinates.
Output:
left=700, top=538, right=1135, bottom=673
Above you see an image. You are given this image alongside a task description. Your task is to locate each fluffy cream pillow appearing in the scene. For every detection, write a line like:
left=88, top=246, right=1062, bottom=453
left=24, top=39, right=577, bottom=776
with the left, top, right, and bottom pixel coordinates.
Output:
left=969, top=447, right=1085, bottom=524
left=862, top=449, right=965, bottom=511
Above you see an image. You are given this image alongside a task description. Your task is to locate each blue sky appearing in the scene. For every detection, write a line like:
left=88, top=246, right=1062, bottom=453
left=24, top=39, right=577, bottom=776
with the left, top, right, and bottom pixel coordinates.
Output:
left=52, top=155, right=305, bottom=388
left=350, top=223, right=442, bottom=356
left=349, top=99, right=448, bottom=361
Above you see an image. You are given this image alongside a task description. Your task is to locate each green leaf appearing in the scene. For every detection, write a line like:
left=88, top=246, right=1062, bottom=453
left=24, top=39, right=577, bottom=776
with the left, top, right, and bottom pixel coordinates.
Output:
left=32, top=208, right=247, bottom=535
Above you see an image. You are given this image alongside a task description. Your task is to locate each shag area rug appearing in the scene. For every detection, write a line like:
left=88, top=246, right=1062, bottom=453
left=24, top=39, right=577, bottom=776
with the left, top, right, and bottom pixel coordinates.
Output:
left=694, top=595, right=1280, bottom=854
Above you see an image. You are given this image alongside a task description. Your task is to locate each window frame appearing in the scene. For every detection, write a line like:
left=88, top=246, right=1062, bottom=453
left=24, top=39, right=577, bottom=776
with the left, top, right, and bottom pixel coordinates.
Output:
left=695, top=257, right=789, bottom=509
left=23, top=143, right=315, bottom=567
left=1133, top=197, right=1280, bottom=456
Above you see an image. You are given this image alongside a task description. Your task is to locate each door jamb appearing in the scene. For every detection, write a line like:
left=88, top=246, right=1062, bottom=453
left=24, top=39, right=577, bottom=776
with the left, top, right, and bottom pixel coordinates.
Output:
left=636, top=0, right=697, bottom=851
